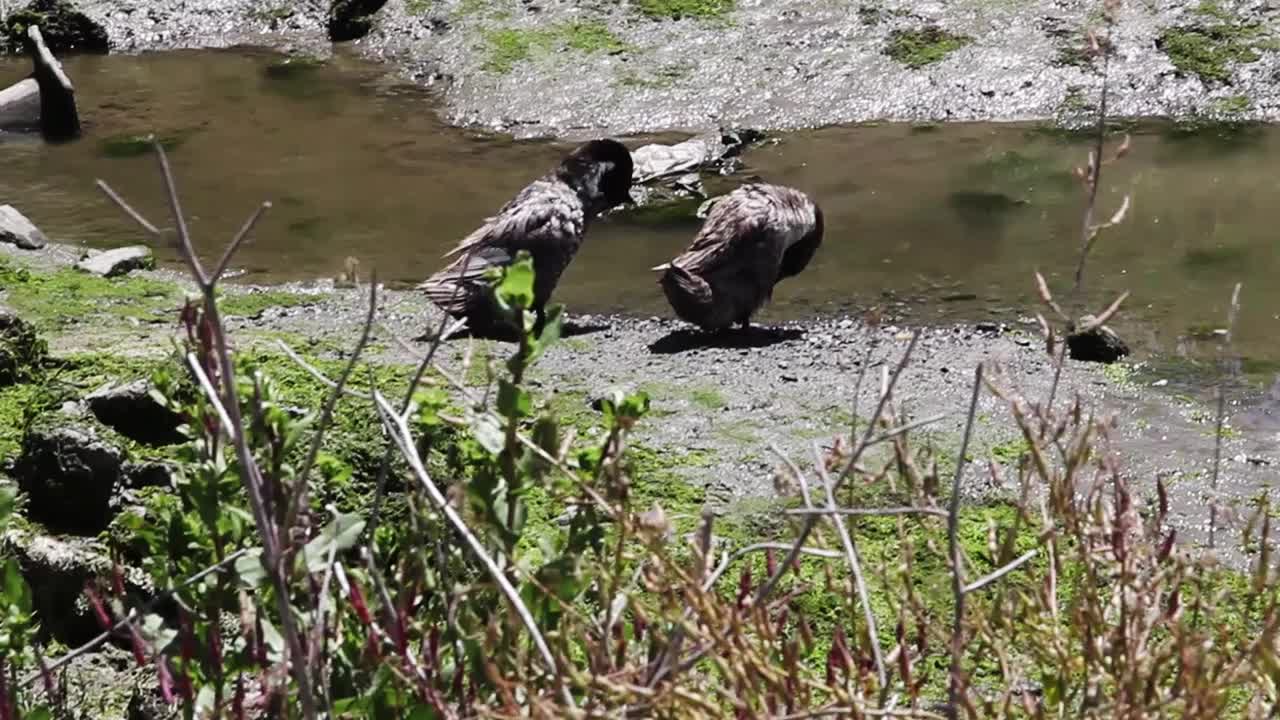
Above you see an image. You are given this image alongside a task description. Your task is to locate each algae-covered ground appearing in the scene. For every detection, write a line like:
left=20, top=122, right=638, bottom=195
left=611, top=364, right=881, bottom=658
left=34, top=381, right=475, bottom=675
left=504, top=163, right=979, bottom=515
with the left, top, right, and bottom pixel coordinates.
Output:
left=2, top=239, right=1275, bottom=553
left=20, top=0, right=1279, bottom=136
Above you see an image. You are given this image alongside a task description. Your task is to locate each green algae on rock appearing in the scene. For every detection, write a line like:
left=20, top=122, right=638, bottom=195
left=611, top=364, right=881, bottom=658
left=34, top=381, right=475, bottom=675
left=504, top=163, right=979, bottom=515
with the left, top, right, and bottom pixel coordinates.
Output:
left=885, top=25, right=971, bottom=69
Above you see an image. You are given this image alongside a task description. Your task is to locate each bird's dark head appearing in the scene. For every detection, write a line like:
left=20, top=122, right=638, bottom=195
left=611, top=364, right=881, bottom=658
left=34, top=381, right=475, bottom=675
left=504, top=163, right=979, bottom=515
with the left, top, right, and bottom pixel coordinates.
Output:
left=557, top=139, right=635, bottom=214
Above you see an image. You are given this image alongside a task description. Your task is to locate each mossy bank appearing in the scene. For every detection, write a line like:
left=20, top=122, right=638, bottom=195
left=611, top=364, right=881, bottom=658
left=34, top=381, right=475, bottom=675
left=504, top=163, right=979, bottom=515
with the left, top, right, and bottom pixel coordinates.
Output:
left=8, top=0, right=1278, bottom=136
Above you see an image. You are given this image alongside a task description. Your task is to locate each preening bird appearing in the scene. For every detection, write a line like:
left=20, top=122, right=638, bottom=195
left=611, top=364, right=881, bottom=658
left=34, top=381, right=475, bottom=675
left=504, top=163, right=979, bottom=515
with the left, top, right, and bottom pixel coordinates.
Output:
left=420, top=139, right=634, bottom=334
left=653, top=183, right=823, bottom=332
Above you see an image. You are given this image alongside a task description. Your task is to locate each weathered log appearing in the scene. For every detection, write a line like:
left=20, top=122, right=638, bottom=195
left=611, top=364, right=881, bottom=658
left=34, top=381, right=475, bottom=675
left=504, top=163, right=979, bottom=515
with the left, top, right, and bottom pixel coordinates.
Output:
left=0, top=25, right=79, bottom=140
left=28, top=25, right=78, bottom=141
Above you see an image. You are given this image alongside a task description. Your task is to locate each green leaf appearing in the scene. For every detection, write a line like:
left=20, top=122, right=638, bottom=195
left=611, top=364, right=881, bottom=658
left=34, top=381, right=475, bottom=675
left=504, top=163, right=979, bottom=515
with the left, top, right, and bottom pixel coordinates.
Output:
left=303, top=512, right=367, bottom=573
left=497, top=380, right=531, bottom=419
left=0, top=486, right=18, bottom=528
left=234, top=548, right=267, bottom=588
left=3, top=560, right=30, bottom=614
left=472, top=412, right=505, bottom=455
left=495, top=253, right=535, bottom=311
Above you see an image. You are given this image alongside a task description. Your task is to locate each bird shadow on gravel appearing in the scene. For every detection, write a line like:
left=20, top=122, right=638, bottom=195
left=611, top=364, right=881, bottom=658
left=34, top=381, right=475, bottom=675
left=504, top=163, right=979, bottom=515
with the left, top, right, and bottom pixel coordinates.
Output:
left=647, top=325, right=805, bottom=355
left=413, top=317, right=613, bottom=344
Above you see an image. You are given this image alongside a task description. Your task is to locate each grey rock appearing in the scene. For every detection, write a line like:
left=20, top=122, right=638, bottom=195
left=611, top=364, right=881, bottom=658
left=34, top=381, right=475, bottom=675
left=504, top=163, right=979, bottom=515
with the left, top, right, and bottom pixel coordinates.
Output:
left=0, top=205, right=48, bottom=249
left=328, top=0, right=388, bottom=42
left=14, top=418, right=124, bottom=535
left=122, top=460, right=175, bottom=490
left=4, top=531, right=150, bottom=646
left=1067, top=318, right=1131, bottom=364
left=87, top=379, right=186, bottom=446
left=0, top=304, right=46, bottom=386
left=75, top=245, right=154, bottom=277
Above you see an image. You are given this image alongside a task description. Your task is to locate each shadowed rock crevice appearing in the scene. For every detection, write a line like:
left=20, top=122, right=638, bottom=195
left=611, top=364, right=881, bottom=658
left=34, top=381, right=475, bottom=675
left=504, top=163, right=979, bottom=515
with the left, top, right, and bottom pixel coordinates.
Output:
left=328, top=0, right=389, bottom=41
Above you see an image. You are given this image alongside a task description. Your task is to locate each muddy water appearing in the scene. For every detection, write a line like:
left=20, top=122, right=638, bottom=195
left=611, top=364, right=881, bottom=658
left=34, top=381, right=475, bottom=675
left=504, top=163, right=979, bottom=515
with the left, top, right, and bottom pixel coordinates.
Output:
left=0, top=49, right=1277, bottom=365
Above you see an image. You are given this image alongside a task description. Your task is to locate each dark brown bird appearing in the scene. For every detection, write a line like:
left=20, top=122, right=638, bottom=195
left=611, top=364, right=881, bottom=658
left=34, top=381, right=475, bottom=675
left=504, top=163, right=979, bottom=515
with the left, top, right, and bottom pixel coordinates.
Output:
left=653, top=183, right=824, bottom=332
left=420, top=139, right=634, bottom=334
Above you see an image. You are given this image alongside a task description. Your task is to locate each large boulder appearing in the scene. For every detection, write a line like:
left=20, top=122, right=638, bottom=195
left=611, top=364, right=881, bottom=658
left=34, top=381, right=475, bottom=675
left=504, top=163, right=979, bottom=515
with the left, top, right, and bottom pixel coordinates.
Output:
left=2, top=0, right=108, bottom=55
left=87, top=380, right=186, bottom=447
left=0, top=205, right=48, bottom=249
left=14, top=415, right=124, bottom=535
left=0, top=305, right=46, bottom=386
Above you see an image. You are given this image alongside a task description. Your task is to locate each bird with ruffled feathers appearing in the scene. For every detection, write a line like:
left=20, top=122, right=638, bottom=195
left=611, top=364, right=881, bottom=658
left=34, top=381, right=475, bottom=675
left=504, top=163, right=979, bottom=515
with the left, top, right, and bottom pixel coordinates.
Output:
left=653, top=183, right=824, bottom=333
left=420, top=139, right=634, bottom=336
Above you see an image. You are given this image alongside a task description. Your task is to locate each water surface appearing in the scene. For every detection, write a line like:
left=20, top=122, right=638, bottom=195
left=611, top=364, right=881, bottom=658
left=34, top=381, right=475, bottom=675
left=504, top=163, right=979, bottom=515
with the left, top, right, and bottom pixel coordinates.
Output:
left=1, top=48, right=1277, bottom=367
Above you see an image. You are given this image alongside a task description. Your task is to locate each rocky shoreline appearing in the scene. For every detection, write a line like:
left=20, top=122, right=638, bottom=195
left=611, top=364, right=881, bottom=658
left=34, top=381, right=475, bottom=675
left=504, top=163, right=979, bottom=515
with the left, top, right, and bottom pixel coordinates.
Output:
left=3, top=0, right=1277, bottom=137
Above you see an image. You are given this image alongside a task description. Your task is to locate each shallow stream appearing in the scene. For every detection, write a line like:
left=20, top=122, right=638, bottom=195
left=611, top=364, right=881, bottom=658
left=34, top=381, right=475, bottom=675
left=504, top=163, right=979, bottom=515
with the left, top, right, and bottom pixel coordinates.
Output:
left=1, top=48, right=1277, bottom=368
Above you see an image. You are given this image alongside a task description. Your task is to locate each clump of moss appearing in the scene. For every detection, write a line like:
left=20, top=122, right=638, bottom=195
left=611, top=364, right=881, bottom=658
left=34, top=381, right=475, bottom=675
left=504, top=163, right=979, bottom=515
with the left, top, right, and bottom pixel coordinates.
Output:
left=1, top=0, right=108, bottom=55
left=218, top=289, right=319, bottom=318
left=482, top=21, right=625, bottom=74
left=0, top=309, right=47, bottom=387
left=0, top=259, right=180, bottom=330
left=1158, top=26, right=1261, bottom=83
left=98, top=132, right=189, bottom=159
left=884, top=26, right=971, bottom=69
left=1157, top=2, right=1272, bottom=84
left=634, top=0, right=733, bottom=20
left=1211, top=94, right=1251, bottom=115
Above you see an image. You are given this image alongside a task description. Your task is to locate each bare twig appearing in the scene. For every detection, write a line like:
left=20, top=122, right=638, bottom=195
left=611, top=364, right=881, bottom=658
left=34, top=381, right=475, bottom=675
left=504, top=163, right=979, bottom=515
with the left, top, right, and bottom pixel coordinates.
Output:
left=814, top=441, right=886, bottom=688
left=98, top=142, right=316, bottom=717
left=286, top=273, right=379, bottom=535
left=785, top=507, right=949, bottom=520
left=948, top=363, right=984, bottom=716
left=700, top=543, right=843, bottom=591
left=962, top=549, right=1037, bottom=594
left=275, top=341, right=372, bottom=400
left=186, top=352, right=234, bottom=435
left=212, top=202, right=271, bottom=283
left=372, top=390, right=576, bottom=708
left=754, top=333, right=921, bottom=608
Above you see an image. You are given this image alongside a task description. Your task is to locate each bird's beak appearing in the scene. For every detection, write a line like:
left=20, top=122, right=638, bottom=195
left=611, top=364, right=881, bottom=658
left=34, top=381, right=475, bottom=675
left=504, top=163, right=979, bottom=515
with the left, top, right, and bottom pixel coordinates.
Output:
left=650, top=263, right=671, bottom=272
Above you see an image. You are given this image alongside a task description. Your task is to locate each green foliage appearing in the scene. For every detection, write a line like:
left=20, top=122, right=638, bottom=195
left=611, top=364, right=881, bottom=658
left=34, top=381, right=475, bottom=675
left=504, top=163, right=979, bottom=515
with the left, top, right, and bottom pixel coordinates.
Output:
left=0, top=259, right=179, bottom=329
left=885, top=26, right=972, bottom=68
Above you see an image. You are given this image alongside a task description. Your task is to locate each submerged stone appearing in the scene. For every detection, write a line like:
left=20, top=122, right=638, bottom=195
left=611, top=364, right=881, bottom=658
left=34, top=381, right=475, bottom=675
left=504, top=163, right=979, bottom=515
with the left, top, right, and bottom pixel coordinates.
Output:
left=0, top=205, right=47, bottom=249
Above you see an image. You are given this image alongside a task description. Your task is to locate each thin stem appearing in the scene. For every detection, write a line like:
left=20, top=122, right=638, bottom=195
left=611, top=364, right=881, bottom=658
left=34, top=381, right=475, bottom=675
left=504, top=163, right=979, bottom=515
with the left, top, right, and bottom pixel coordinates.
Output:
left=814, top=441, right=886, bottom=688
left=962, top=549, right=1037, bottom=594
left=212, top=202, right=272, bottom=283
left=947, top=363, right=984, bottom=717
left=372, top=391, right=576, bottom=708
